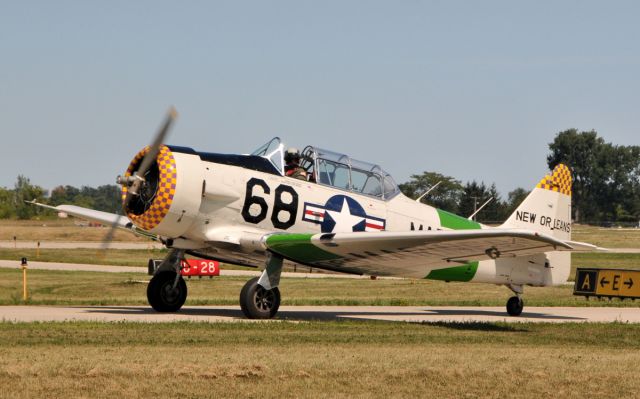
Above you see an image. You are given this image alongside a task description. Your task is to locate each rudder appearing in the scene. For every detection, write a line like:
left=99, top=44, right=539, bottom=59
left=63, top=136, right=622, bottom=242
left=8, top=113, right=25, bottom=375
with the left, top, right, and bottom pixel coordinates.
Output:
left=500, top=164, right=573, bottom=285
left=502, top=164, right=572, bottom=240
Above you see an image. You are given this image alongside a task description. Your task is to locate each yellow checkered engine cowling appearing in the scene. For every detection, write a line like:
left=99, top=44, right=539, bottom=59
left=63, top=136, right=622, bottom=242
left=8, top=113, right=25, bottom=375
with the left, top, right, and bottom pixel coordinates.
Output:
left=535, top=164, right=572, bottom=196
left=122, top=145, right=204, bottom=236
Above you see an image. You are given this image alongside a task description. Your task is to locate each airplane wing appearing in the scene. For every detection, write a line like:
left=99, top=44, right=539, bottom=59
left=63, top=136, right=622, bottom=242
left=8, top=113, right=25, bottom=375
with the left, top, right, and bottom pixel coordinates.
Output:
left=28, top=201, right=159, bottom=240
left=263, top=229, right=600, bottom=276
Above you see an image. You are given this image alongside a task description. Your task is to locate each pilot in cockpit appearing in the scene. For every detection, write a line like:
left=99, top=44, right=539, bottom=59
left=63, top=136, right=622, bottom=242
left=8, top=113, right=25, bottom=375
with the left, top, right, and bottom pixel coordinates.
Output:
left=284, top=148, right=308, bottom=181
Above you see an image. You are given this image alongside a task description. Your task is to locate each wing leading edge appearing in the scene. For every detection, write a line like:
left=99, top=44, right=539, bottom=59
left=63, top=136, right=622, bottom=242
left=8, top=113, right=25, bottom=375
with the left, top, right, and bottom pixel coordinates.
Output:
left=263, top=229, right=598, bottom=277
left=28, top=201, right=159, bottom=241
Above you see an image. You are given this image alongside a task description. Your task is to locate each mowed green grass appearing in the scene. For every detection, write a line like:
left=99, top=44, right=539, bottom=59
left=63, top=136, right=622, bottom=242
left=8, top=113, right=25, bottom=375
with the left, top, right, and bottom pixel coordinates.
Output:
left=0, top=321, right=639, bottom=399
left=1, top=267, right=639, bottom=307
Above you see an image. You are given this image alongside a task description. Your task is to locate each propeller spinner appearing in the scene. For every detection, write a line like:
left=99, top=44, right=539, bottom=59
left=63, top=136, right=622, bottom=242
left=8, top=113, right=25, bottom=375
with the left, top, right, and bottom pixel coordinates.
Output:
left=119, top=107, right=178, bottom=213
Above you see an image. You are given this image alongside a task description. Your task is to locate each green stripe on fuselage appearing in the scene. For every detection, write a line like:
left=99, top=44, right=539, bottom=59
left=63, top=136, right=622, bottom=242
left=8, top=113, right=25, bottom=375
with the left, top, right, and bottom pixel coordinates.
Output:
left=425, top=262, right=479, bottom=282
left=265, top=234, right=342, bottom=263
left=436, top=209, right=481, bottom=230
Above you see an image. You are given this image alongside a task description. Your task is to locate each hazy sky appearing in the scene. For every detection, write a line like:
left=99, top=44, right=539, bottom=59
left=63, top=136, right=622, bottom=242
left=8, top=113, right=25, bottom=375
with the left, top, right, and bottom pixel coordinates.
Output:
left=1, top=1, right=638, bottom=198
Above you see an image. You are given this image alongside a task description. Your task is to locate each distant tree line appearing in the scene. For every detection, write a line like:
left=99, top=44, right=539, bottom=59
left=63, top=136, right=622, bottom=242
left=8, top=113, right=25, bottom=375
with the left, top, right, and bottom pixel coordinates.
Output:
left=398, top=172, right=528, bottom=223
left=1, top=129, right=638, bottom=223
left=400, top=129, right=640, bottom=224
left=0, top=176, right=122, bottom=220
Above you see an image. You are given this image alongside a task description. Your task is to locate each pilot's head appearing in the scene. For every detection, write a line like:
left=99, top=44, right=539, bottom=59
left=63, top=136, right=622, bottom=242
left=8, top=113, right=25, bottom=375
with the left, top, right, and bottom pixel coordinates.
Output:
left=285, top=147, right=301, bottom=165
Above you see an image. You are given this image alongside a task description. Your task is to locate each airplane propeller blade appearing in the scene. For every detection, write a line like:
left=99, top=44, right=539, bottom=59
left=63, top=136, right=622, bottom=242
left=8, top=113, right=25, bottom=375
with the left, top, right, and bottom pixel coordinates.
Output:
left=122, top=106, right=178, bottom=212
left=100, top=107, right=178, bottom=257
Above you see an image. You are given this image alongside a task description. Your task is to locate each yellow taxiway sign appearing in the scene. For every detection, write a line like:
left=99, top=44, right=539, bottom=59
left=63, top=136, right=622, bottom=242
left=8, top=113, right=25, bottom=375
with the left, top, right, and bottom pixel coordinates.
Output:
left=574, top=268, right=640, bottom=299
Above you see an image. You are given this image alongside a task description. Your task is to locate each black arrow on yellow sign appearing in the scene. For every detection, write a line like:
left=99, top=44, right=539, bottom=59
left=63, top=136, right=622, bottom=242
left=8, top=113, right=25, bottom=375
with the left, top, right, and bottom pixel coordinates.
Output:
left=600, top=277, right=610, bottom=288
left=624, top=278, right=633, bottom=289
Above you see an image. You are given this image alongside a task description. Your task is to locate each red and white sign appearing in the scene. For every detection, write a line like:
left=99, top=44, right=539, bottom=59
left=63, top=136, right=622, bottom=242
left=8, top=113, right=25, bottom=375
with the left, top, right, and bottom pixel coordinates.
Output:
left=180, top=259, right=220, bottom=276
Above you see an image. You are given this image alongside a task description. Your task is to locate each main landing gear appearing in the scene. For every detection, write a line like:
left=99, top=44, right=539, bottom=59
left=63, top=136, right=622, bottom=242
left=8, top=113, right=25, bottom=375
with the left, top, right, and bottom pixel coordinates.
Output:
left=240, top=253, right=283, bottom=319
left=146, top=249, right=284, bottom=319
left=147, top=249, right=188, bottom=312
left=506, top=284, right=524, bottom=316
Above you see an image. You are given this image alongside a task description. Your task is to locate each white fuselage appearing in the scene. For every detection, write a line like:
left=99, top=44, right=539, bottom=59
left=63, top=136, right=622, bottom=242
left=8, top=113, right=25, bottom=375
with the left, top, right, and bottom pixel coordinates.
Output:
left=144, top=153, right=568, bottom=287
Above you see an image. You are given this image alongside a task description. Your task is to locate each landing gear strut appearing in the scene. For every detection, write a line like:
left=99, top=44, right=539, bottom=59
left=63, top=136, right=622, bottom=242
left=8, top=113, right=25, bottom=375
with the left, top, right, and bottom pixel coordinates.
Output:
left=240, top=253, right=283, bottom=319
left=147, top=249, right=187, bottom=312
left=506, top=284, right=524, bottom=316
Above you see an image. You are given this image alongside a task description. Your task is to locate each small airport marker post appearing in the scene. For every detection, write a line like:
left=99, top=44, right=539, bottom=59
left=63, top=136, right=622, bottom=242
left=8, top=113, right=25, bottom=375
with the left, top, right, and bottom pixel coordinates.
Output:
left=36, top=241, right=40, bottom=259
left=21, top=257, right=28, bottom=301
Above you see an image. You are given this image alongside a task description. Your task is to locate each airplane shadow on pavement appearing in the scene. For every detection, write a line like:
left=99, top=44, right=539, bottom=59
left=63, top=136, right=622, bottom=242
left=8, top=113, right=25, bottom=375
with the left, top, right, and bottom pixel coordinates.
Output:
left=80, top=306, right=584, bottom=322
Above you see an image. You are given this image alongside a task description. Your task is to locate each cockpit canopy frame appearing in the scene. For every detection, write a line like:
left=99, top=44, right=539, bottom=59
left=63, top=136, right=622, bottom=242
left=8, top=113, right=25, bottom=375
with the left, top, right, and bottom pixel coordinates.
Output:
left=252, top=138, right=400, bottom=200
left=302, top=146, right=400, bottom=200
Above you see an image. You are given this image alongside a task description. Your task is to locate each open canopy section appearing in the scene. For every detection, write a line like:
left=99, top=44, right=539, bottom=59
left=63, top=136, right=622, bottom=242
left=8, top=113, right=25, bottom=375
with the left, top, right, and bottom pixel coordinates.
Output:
left=251, top=137, right=285, bottom=174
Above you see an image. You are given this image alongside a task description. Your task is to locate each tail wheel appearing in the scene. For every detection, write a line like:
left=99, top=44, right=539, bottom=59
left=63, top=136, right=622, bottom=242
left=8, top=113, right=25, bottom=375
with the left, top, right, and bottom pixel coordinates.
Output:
left=240, top=277, right=281, bottom=319
left=147, top=271, right=187, bottom=312
left=506, top=296, right=524, bottom=316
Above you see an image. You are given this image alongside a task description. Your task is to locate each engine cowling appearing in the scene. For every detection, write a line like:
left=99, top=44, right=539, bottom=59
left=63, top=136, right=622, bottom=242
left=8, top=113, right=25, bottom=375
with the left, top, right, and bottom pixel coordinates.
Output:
left=122, top=145, right=203, bottom=238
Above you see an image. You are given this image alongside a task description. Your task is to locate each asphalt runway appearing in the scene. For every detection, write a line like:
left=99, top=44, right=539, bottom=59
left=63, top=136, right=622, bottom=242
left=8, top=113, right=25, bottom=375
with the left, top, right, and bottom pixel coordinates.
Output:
left=1, top=305, right=638, bottom=323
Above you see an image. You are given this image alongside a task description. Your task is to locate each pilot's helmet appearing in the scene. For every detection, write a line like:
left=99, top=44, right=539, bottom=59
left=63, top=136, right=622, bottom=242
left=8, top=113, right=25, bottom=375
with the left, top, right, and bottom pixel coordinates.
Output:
left=285, top=147, right=301, bottom=163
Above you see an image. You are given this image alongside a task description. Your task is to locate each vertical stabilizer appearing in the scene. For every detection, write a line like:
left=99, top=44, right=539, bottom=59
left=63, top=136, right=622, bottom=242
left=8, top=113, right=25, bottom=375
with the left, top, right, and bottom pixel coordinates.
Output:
left=502, top=164, right=572, bottom=240
left=500, top=164, right=573, bottom=285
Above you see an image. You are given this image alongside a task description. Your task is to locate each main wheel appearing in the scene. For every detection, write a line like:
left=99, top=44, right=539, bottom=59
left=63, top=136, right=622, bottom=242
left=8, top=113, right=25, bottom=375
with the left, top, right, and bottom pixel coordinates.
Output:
left=147, top=271, right=187, bottom=312
left=239, top=277, right=281, bottom=319
left=506, top=296, right=524, bottom=316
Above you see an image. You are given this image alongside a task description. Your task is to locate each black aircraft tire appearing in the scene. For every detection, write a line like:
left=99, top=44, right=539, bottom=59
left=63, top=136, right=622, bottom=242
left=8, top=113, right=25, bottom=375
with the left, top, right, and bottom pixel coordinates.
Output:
left=239, top=277, right=281, bottom=319
left=147, top=271, right=187, bottom=312
left=506, top=296, right=524, bottom=317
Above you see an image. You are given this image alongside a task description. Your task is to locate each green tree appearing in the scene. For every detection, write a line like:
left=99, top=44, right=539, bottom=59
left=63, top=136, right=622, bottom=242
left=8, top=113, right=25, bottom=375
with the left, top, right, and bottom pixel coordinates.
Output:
left=398, top=171, right=463, bottom=213
left=504, top=187, right=529, bottom=217
left=82, top=185, right=122, bottom=213
left=483, top=183, right=507, bottom=222
left=458, top=181, right=490, bottom=221
left=548, top=129, right=640, bottom=222
left=547, top=129, right=604, bottom=221
left=0, top=187, right=15, bottom=218
left=13, top=175, right=47, bottom=219
left=50, top=184, right=122, bottom=213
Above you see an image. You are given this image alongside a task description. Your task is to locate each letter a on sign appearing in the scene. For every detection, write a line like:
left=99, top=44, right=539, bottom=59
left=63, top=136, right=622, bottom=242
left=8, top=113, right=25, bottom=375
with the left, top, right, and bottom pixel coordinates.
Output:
left=581, top=274, right=590, bottom=290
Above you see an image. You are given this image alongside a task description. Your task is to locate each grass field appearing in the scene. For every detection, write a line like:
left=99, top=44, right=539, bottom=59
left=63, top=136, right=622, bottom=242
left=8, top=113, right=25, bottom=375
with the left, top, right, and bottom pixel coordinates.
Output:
left=0, top=248, right=168, bottom=267
left=0, top=321, right=639, bottom=398
left=0, top=219, right=147, bottom=242
left=572, top=224, right=640, bottom=248
left=1, top=221, right=639, bottom=398
left=2, top=268, right=639, bottom=307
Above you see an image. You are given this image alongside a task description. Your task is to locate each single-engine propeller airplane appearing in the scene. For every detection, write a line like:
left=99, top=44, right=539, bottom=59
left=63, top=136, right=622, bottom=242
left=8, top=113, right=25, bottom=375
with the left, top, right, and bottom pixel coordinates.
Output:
left=33, top=108, right=600, bottom=318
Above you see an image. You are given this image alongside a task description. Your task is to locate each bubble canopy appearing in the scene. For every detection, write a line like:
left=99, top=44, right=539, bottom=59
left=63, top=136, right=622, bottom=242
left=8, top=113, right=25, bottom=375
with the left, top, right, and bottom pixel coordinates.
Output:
left=251, top=138, right=400, bottom=200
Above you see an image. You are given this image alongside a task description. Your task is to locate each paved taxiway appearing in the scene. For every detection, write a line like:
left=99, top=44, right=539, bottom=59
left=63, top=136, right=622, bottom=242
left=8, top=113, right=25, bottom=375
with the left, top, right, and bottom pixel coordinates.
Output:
left=1, top=305, right=638, bottom=323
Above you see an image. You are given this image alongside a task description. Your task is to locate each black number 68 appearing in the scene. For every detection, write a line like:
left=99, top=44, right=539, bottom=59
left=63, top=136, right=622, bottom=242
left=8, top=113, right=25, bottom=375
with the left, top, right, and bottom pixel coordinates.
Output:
left=241, top=178, right=298, bottom=230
